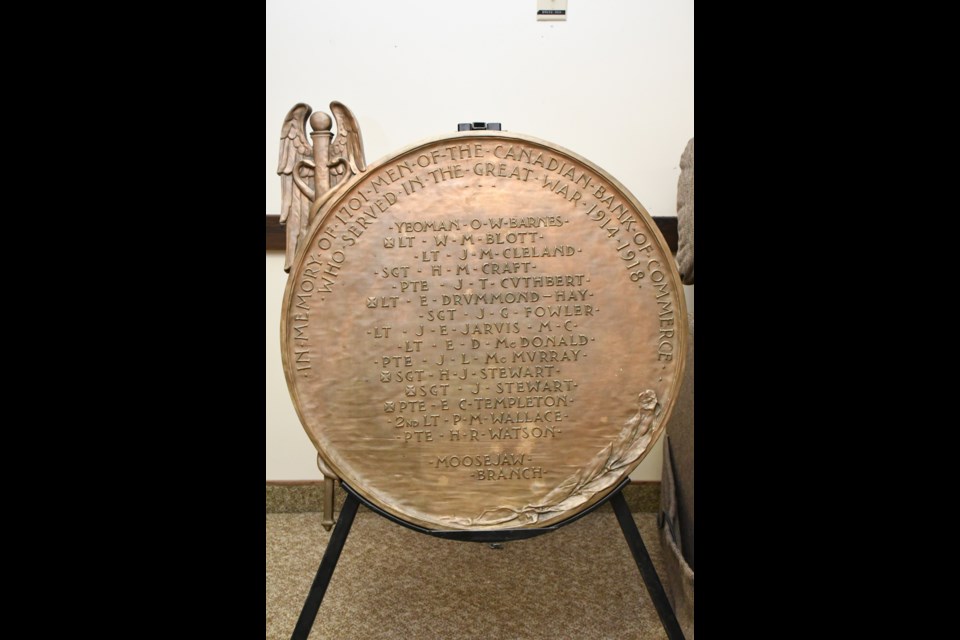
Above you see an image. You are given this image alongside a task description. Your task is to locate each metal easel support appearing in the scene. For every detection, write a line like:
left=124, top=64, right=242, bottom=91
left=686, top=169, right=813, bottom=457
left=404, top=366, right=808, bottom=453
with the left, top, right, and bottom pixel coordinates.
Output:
left=290, top=493, right=360, bottom=640
left=611, top=488, right=685, bottom=640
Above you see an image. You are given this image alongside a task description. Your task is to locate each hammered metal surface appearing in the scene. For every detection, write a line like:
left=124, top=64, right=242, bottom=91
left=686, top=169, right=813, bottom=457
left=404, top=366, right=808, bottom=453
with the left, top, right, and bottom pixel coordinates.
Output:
left=281, top=132, right=686, bottom=531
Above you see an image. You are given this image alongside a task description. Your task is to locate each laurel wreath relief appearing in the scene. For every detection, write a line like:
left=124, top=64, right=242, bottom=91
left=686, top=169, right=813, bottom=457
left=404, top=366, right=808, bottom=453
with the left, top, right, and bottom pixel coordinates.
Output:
left=444, top=390, right=661, bottom=528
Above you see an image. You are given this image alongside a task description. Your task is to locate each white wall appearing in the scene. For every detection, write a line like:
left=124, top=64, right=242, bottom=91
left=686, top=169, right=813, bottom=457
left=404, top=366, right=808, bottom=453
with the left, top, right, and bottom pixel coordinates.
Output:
left=266, top=0, right=693, bottom=481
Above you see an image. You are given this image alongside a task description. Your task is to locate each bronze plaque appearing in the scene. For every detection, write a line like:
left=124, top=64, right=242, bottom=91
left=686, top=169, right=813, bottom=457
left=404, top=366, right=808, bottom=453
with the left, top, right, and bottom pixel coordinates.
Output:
left=281, top=131, right=686, bottom=530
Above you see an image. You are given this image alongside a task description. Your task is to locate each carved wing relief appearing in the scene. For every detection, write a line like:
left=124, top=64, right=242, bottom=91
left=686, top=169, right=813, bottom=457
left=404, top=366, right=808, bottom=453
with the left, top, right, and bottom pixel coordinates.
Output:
left=278, top=101, right=368, bottom=268
left=309, top=102, right=368, bottom=219
left=277, top=103, right=314, bottom=272
left=329, top=101, right=367, bottom=185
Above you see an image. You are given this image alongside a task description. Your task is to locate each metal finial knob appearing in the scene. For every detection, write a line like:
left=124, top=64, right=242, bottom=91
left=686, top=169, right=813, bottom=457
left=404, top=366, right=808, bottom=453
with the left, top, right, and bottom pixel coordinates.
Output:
left=310, top=111, right=332, bottom=132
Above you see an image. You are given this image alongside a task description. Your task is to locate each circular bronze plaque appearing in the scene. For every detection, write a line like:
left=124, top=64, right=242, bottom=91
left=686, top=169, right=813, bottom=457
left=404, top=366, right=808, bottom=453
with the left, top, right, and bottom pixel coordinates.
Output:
left=281, top=132, right=686, bottom=530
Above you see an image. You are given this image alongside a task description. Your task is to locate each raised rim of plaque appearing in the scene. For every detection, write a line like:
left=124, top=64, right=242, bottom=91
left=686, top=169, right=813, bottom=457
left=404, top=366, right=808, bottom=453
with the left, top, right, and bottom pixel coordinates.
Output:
left=280, top=129, right=687, bottom=531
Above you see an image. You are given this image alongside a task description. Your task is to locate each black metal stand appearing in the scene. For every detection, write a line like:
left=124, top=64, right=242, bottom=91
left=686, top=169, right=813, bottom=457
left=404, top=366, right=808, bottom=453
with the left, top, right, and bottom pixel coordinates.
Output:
left=290, top=480, right=684, bottom=640
left=611, top=489, right=685, bottom=640
left=290, top=493, right=359, bottom=640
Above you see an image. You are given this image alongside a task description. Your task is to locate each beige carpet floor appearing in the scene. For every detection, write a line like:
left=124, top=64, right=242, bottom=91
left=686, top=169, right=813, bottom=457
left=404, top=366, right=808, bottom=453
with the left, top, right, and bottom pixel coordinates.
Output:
left=267, top=505, right=670, bottom=639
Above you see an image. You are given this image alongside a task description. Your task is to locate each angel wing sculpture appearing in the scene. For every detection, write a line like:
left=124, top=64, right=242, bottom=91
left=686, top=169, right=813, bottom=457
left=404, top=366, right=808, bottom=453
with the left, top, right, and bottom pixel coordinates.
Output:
left=277, top=103, right=314, bottom=272
left=308, top=101, right=368, bottom=221
left=329, top=101, right=367, bottom=184
left=277, top=101, right=367, bottom=272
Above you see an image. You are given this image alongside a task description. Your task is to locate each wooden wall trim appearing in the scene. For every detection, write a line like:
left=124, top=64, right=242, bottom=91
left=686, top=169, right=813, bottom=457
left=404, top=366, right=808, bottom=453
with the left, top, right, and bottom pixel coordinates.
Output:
left=266, top=215, right=679, bottom=254
left=265, top=215, right=286, bottom=251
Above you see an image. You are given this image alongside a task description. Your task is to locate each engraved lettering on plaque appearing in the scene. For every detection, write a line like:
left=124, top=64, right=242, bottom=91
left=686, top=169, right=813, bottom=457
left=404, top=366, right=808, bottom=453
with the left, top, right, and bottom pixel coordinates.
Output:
left=281, top=128, right=686, bottom=531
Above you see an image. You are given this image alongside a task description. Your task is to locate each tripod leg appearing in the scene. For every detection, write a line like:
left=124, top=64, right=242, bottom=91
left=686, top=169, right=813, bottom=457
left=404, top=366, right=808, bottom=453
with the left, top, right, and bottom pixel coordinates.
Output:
left=610, top=490, right=685, bottom=640
left=291, top=493, right=360, bottom=640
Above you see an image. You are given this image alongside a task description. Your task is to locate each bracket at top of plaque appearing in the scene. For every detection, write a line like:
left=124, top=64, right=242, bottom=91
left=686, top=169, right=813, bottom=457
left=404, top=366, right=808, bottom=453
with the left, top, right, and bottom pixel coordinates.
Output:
left=457, top=122, right=501, bottom=131
left=277, top=101, right=687, bottom=532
